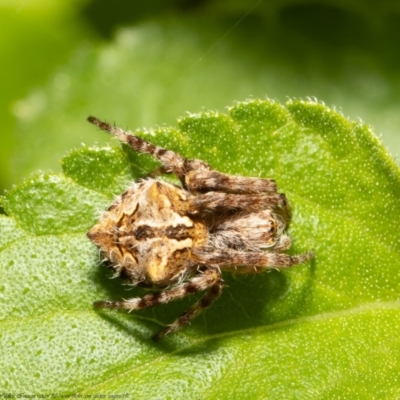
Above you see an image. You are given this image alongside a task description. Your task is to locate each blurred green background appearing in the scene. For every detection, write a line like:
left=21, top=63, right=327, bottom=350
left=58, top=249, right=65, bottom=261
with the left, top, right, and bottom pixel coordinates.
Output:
left=2, top=0, right=400, bottom=194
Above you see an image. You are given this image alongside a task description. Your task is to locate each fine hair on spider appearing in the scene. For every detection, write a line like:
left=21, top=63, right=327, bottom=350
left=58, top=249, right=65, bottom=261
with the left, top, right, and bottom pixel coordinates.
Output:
left=87, top=116, right=314, bottom=341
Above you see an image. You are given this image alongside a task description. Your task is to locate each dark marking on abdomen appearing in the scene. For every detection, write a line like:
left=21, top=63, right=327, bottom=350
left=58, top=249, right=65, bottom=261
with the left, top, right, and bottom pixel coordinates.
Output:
left=133, top=225, right=156, bottom=240
left=165, top=224, right=192, bottom=240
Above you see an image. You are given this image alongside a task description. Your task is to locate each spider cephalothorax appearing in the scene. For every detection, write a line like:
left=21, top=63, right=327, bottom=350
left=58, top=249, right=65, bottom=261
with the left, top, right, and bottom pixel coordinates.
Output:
left=87, top=116, right=314, bottom=340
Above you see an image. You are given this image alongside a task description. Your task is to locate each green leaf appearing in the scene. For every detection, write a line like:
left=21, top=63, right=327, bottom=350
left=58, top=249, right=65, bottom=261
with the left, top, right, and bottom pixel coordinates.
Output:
left=1, top=99, right=400, bottom=397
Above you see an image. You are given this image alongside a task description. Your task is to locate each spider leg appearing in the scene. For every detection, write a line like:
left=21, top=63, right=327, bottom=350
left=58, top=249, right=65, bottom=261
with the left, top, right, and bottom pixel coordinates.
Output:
left=94, top=267, right=223, bottom=340
left=188, top=191, right=289, bottom=213
left=152, top=268, right=223, bottom=341
left=185, top=170, right=277, bottom=194
left=192, top=247, right=314, bottom=270
left=88, top=116, right=189, bottom=178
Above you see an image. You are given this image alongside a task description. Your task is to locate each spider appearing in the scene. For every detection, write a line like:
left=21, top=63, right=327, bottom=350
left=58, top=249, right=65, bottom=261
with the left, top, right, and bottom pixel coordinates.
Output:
left=87, top=116, right=314, bottom=340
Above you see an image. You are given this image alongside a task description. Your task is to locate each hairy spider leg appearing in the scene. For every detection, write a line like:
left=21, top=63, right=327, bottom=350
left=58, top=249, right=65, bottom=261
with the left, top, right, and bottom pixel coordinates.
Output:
left=192, top=247, right=315, bottom=270
left=153, top=269, right=223, bottom=341
left=185, top=171, right=291, bottom=222
left=88, top=117, right=281, bottom=195
left=94, top=268, right=223, bottom=340
left=188, top=191, right=288, bottom=213
left=88, top=116, right=189, bottom=179
left=185, top=170, right=277, bottom=194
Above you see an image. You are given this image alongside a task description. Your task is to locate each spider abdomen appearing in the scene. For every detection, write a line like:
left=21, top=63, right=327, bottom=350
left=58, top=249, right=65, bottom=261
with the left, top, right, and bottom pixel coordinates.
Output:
left=87, top=179, right=208, bottom=287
